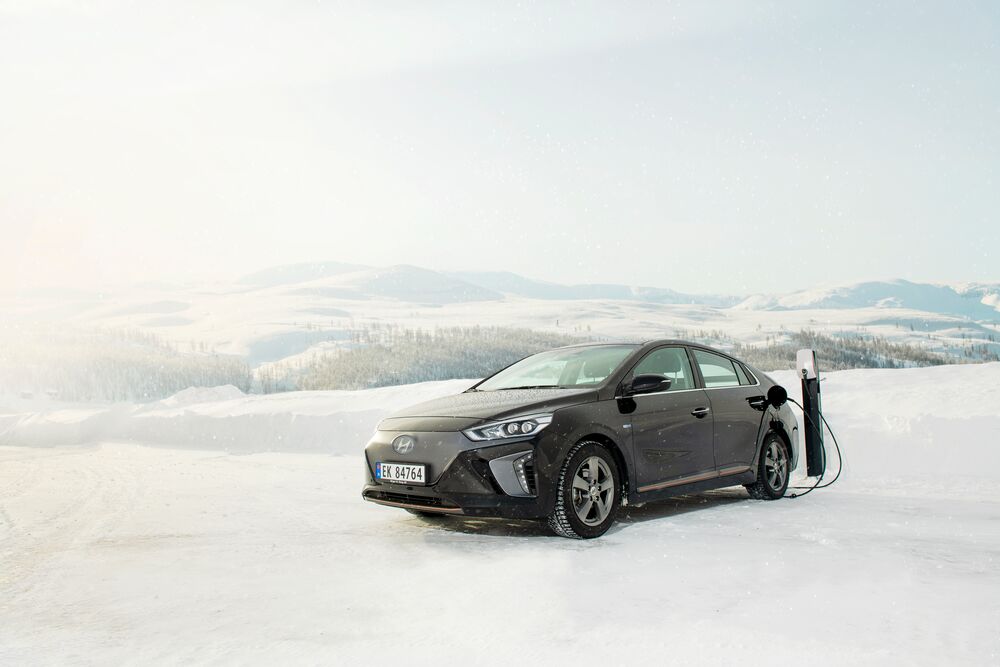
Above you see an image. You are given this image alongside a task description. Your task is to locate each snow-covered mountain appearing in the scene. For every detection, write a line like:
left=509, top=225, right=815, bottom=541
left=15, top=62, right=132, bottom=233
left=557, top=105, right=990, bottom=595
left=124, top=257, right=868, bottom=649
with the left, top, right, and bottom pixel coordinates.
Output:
left=243, top=264, right=744, bottom=306
left=238, top=261, right=369, bottom=288
left=955, top=282, right=1000, bottom=311
left=273, top=265, right=503, bottom=305
left=448, top=271, right=741, bottom=307
left=241, top=263, right=509, bottom=305
left=3, top=263, right=998, bottom=378
left=735, top=279, right=1000, bottom=320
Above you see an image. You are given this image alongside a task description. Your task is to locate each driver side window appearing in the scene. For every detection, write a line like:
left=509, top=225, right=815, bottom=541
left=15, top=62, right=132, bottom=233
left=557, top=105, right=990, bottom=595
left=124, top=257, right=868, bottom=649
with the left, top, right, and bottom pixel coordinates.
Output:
left=631, top=347, right=694, bottom=391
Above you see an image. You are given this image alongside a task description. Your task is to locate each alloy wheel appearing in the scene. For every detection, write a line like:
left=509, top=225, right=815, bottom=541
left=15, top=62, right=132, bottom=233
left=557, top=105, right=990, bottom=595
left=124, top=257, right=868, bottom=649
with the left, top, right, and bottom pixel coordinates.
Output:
left=764, top=441, right=788, bottom=492
left=571, top=456, right=614, bottom=526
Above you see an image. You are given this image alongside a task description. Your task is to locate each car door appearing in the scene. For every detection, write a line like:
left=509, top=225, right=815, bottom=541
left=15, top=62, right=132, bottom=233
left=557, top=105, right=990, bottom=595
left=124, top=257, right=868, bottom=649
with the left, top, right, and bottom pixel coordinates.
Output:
left=624, top=346, right=715, bottom=492
left=689, top=348, right=763, bottom=472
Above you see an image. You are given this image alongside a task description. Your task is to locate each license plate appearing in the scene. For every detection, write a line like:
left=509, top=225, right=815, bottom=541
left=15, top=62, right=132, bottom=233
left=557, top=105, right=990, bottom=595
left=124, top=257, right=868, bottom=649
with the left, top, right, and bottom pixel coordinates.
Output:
left=376, top=462, right=426, bottom=485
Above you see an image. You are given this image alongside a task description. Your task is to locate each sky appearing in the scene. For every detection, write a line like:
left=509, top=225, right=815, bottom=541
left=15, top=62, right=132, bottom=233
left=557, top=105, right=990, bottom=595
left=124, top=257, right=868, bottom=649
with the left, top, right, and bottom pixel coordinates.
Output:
left=1, top=0, right=998, bottom=296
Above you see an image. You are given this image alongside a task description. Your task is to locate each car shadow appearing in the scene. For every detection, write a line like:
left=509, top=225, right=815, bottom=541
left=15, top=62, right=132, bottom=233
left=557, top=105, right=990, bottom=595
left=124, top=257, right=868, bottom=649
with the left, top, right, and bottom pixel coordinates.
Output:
left=613, top=488, right=748, bottom=527
left=414, top=487, right=752, bottom=539
left=414, top=514, right=552, bottom=538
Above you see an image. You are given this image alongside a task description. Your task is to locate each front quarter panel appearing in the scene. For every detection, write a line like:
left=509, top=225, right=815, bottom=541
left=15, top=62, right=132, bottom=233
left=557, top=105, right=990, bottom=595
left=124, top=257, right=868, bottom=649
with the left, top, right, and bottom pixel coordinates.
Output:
left=750, top=402, right=800, bottom=475
left=534, top=400, right=635, bottom=513
left=778, top=402, right=800, bottom=472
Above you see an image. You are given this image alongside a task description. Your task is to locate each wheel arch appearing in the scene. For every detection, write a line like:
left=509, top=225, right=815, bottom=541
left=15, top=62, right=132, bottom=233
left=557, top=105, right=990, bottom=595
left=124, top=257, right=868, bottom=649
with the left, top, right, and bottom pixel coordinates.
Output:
left=575, top=433, right=630, bottom=502
left=756, top=419, right=792, bottom=469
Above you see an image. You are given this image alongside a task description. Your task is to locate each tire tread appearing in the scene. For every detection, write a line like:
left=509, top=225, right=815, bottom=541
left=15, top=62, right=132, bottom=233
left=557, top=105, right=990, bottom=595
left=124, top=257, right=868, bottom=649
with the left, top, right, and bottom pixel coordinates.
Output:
left=744, top=433, right=790, bottom=500
left=547, top=441, right=589, bottom=539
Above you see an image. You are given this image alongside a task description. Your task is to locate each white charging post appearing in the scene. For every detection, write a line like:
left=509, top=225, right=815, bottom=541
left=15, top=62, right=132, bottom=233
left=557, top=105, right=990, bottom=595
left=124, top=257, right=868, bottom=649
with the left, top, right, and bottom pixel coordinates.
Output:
left=796, top=349, right=825, bottom=477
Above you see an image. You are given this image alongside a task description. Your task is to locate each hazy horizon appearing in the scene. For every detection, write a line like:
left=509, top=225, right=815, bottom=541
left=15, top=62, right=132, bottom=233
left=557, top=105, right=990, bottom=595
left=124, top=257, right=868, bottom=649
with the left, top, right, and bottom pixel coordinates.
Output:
left=2, top=1, right=998, bottom=295
left=4, top=256, right=998, bottom=302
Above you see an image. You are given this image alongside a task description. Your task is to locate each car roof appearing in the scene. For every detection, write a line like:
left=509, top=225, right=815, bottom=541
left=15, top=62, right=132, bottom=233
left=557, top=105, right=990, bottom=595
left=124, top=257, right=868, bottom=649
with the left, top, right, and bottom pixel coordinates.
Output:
left=556, top=339, right=754, bottom=364
left=558, top=339, right=701, bottom=349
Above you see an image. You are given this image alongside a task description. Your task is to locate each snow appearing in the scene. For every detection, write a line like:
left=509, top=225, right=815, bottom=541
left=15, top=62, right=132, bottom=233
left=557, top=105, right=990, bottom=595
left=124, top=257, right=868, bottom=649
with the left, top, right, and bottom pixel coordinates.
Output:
left=0, top=379, right=474, bottom=453
left=158, top=384, right=247, bottom=407
left=1, top=364, right=999, bottom=665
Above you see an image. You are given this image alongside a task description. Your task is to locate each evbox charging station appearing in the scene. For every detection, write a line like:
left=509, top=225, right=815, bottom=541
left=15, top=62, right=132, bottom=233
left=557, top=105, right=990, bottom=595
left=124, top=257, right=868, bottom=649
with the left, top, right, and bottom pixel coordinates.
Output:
left=797, top=349, right=826, bottom=478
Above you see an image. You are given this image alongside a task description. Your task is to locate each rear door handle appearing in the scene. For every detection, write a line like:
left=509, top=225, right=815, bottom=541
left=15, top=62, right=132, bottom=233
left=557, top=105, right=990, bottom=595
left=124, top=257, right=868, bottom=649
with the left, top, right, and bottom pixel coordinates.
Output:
left=747, top=395, right=767, bottom=410
left=691, top=407, right=710, bottom=418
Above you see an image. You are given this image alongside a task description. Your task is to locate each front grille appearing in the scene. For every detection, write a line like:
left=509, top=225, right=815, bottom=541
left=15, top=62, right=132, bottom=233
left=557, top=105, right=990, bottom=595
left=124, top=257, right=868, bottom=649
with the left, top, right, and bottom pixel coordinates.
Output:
left=522, top=457, right=537, bottom=495
left=364, top=490, right=459, bottom=510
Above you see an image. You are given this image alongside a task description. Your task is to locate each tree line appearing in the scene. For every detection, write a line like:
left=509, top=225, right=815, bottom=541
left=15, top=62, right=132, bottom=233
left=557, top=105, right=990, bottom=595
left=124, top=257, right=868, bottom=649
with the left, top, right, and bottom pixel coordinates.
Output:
left=0, top=326, right=251, bottom=402
left=297, top=325, right=581, bottom=391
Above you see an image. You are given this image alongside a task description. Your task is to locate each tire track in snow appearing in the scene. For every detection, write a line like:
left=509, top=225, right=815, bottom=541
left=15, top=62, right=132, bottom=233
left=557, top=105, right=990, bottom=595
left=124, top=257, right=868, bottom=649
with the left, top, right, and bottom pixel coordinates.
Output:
left=0, top=446, right=142, bottom=610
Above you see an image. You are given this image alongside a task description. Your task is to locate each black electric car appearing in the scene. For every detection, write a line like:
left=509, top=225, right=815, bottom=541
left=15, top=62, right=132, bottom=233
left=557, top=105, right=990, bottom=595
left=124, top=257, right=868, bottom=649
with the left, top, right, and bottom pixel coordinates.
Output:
left=362, top=341, right=798, bottom=538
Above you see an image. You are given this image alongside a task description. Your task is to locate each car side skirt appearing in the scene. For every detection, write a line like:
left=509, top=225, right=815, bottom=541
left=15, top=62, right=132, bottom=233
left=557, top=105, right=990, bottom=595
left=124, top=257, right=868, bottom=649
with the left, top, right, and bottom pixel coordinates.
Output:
left=636, top=465, right=752, bottom=493
left=633, top=468, right=757, bottom=505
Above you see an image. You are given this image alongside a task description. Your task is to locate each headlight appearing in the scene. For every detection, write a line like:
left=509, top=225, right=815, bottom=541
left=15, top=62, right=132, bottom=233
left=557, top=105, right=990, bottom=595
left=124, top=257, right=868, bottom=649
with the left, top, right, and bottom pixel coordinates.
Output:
left=463, top=414, right=553, bottom=442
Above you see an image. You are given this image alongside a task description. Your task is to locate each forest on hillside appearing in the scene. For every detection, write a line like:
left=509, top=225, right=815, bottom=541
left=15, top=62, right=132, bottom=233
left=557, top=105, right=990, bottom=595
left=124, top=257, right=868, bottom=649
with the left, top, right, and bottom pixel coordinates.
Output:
left=0, top=326, right=251, bottom=402
left=294, top=326, right=580, bottom=391
left=290, top=325, right=994, bottom=391
left=3, top=322, right=995, bottom=401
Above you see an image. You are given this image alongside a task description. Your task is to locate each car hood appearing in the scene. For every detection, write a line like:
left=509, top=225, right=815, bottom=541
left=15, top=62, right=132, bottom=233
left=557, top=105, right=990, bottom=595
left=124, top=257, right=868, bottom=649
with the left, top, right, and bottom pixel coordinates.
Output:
left=381, top=387, right=597, bottom=430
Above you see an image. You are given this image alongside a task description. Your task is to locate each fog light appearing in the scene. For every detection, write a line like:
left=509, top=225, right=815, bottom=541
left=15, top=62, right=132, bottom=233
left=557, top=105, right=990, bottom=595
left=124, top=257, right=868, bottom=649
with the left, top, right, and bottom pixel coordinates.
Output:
left=513, top=453, right=535, bottom=495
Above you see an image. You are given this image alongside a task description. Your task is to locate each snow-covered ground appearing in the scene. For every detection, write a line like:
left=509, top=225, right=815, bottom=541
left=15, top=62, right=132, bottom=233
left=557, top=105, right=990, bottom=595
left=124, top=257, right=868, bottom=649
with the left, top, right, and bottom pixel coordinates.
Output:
left=1, top=364, right=999, bottom=665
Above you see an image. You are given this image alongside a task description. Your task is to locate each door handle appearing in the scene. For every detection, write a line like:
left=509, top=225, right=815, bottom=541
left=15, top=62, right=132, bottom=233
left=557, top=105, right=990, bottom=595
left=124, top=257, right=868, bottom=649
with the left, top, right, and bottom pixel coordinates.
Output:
left=747, top=395, right=767, bottom=410
left=691, top=407, right=711, bottom=418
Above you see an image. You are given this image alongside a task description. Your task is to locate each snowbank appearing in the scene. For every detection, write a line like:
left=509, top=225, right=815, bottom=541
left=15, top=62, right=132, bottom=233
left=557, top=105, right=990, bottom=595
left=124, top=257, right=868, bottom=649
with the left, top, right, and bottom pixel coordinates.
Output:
left=2, top=364, right=999, bottom=484
left=768, top=363, right=1000, bottom=489
left=0, top=379, right=474, bottom=453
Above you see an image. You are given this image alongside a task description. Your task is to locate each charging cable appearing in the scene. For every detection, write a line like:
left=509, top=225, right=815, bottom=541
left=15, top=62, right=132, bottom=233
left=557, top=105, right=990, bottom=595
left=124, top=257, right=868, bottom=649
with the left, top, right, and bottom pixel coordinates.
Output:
left=753, top=384, right=843, bottom=498
left=784, top=396, right=843, bottom=498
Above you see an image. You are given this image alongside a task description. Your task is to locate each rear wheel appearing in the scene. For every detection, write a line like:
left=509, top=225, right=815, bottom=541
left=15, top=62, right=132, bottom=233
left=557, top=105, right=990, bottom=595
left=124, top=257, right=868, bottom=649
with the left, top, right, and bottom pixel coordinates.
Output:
left=745, top=434, right=790, bottom=500
left=548, top=441, right=620, bottom=539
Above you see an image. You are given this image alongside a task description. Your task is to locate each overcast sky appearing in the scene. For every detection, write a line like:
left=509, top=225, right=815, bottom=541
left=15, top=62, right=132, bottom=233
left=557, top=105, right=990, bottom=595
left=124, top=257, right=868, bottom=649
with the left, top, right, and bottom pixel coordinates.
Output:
left=1, top=0, right=997, bottom=295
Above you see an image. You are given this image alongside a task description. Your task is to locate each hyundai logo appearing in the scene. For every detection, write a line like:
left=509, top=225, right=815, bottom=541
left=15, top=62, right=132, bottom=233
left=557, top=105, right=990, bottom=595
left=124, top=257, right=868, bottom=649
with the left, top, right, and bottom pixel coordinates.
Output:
left=392, top=435, right=416, bottom=455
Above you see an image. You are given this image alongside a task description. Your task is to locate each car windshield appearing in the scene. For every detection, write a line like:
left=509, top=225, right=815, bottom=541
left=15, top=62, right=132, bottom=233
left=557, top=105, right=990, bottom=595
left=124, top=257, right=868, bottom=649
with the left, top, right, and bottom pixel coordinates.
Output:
left=474, top=345, right=638, bottom=391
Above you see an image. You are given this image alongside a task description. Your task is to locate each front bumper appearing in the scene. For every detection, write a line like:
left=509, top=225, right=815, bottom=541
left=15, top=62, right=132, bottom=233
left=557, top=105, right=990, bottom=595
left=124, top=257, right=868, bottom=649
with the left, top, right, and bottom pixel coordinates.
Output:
left=361, top=430, right=551, bottom=519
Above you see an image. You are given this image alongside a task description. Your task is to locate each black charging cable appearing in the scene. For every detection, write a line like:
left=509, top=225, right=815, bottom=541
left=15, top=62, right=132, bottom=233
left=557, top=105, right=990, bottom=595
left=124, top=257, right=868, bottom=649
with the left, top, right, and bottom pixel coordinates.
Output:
left=754, top=385, right=843, bottom=498
left=784, top=396, right=843, bottom=498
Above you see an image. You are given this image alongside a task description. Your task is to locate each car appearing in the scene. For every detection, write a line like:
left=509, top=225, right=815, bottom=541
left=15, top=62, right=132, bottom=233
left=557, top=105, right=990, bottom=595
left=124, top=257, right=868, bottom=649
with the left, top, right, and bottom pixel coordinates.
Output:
left=361, top=340, right=799, bottom=538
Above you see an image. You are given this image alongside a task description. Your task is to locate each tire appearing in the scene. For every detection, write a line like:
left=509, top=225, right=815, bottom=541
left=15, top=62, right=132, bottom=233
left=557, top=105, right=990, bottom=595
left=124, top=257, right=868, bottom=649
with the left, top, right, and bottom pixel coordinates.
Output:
left=745, top=433, right=790, bottom=500
left=406, top=509, right=447, bottom=518
left=547, top=441, right=621, bottom=539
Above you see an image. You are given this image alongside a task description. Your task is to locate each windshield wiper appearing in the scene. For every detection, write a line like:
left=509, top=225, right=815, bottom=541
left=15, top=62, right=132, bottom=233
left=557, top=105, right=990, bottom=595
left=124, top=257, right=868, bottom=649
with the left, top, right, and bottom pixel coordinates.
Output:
left=493, top=385, right=565, bottom=391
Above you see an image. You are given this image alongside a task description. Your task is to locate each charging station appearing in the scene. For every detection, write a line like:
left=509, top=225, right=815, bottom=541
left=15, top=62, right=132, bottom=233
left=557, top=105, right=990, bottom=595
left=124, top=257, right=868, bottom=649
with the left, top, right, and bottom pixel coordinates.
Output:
left=796, top=349, right=826, bottom=478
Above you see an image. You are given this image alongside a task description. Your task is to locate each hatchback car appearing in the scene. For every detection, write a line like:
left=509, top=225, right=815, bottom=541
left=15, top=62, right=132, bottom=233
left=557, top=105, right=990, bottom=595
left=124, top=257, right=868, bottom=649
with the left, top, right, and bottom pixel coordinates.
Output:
left=362, top=341, right=798, bottom=538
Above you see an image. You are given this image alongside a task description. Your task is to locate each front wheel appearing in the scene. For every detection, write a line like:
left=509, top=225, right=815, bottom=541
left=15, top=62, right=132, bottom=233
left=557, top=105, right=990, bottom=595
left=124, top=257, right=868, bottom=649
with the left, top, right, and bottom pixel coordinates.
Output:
left=548, top=441, right=620, bottom=539
left=745, top=434, right=790, bottom=500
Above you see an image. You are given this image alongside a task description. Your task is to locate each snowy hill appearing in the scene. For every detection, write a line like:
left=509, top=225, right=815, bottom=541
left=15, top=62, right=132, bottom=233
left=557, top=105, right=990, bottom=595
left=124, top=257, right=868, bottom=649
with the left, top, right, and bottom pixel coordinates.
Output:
left=281, top=264, right=503, bottom=304
left=735, top=279, right=1000, bottom=320
left=955, top=282, right=1000, bottom=311
left=238, top=261, right=370, bottom=287
left=449, top=270, right=740, bottom=306
left=2, top=264, right=998, bottom=391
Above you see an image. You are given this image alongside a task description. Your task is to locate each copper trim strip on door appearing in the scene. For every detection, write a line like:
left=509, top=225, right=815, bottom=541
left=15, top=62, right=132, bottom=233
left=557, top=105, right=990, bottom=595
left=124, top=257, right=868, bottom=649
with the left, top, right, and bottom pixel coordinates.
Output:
left=637, top=465, right=752, bottom=493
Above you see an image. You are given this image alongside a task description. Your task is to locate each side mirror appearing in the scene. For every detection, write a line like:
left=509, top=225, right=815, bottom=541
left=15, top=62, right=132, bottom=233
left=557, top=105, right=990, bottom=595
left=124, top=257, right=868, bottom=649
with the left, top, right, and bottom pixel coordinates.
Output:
left=626, top=374, right=671, bottom=396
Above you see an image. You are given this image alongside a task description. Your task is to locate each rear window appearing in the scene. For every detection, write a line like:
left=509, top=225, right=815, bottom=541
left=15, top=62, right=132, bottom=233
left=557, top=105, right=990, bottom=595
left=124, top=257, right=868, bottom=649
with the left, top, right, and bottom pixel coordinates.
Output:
left=692, top=349, right=741, bottom=388
left=734, top=363, right=751, bottom=385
